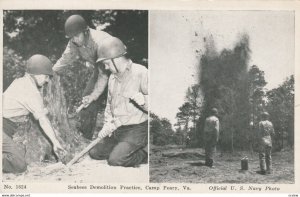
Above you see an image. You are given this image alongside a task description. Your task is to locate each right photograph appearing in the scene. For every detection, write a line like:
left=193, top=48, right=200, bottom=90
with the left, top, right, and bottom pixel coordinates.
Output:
left=149, top=11, right=294, bottom=184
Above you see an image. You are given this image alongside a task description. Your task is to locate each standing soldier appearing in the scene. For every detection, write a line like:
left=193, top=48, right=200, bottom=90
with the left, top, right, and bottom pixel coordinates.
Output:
left=88, top=37, right=148, bottom=167
left=3, top=54, right=66, bottom=173
left=204, top=108, right=220, bottom=167
left=53, top=14, right=112, bottom=139
left=257, top=112, right=275, bottom=175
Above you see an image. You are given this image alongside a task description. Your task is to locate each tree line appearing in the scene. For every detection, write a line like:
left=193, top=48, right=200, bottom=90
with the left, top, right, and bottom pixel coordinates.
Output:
left=3, top=10, right=148, bottom=113
left=150, top=34, right=294, bottom=152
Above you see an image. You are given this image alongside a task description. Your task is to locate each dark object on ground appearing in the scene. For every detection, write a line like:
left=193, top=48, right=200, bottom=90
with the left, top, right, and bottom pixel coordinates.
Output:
left=162, top=152, right=205, bottom=160
left=256, top=170, right=266, bottom=175
left=241, top=157, right=249, bottom=170
left=187, top=161, right=206, bottom=166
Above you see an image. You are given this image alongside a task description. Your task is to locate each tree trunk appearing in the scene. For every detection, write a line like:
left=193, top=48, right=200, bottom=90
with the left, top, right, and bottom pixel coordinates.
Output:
left=231, top=130, right=234, bottom=153
left=14, top=75, right=89, bottom=164
left=249, top=131, right=253, bottom=155
left=282, top=130, right=284, bottom=149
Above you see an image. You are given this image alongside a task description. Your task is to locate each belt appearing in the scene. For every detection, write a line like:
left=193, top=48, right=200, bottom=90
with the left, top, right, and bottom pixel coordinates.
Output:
left=119, top=120, right=148, bottom=129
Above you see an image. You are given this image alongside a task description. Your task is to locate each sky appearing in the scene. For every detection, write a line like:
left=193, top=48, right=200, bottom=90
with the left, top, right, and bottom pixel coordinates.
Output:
left=150, top=11, right=294, bottom=125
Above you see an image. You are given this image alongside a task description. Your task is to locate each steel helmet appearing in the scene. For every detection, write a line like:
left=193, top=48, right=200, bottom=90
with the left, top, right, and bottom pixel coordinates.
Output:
left=211, top=108, right=218, bottom=116
left=261, top=112, right=270, bottom=120
left=96, top=37, right=127, bottom=63
left=26, top=54, right=53, bottom=76
left=64, top=15, right=88, bottom=38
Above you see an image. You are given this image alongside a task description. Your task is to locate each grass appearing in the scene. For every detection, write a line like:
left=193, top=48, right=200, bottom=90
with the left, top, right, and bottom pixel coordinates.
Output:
left=150, top=145, right=294, bottom=183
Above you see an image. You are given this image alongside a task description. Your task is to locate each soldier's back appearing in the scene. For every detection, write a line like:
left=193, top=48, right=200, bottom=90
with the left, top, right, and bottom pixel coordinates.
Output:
left=204, top=116, right=218, bottom=133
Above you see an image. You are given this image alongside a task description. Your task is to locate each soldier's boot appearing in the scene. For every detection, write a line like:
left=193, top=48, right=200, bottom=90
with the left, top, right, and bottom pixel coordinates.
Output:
left=140, top=149, right=148, bottom=164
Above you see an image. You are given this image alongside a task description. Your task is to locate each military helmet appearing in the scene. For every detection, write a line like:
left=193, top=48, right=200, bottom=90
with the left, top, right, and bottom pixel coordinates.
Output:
left=96, top=37, right=127, bottom=63
left=211, top=108, right=218, bottom=116
left=26, top=54, right=53, bottom=76
left=261, top=112, right=270, bottom=119
left=64, top=15, right=88, bottom=38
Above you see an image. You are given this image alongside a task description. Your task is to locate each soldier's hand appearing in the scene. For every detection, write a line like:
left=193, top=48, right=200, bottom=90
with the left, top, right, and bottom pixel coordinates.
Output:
left=130, top=92, right=145, bottom=106
left=53, top=142, right=67, bottom=160
left=98, top=123, right=116, bottom=138
left=82, top=95, right=93, bottom=108
left=85, top=62, right=95, bottom=70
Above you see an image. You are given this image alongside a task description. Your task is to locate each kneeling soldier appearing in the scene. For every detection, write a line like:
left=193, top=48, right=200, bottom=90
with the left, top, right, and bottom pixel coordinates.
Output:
left=3, top=54, right=66, bottom=173
left=87, top=37, right=148, bottom=167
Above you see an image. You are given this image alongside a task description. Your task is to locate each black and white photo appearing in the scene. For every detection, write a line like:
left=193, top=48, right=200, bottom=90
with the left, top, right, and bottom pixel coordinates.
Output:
left=2, top=10, right=149, bottom=182
left=0, top=0, right=299, bottom=194
left=150, top=10, right=295, bottom=184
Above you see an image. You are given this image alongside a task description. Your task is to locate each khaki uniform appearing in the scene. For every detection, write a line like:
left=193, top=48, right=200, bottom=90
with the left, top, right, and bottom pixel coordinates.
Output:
left=258, top=120, right=275, bottom=173
left=204, top=115, right=219, bottom=167
left=3, top=74, right=48, bottom=173
left=89, top=61, right=148, bottom=167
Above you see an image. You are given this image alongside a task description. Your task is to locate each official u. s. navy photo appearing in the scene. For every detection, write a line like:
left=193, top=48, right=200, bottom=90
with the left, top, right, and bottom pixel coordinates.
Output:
left=150, top=10, right=294, bottom=184
left=2, top=10, right=148, bottom=182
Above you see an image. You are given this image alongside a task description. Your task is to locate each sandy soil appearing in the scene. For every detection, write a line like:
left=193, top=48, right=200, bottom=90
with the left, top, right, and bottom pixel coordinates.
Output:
left=3, top=156, right=148, bottom=183
left=150, top=145, right=294, bottom=183
left=3, top=113, right=149, bottom=183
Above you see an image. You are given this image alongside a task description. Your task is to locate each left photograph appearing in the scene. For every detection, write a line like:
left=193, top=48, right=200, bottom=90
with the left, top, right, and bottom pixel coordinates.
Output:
left=2, top=10, right=149, bottom=182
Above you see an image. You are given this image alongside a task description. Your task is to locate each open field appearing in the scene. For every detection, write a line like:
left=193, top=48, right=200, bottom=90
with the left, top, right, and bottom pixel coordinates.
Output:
left=150, top=145, right=294, bottom=183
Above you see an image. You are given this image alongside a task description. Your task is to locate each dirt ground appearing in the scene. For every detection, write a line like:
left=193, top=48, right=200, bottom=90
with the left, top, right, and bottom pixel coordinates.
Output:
left=150, top=145, right=294, bottom=183
left=3, top=156, right=148, bottom=183
left=2, top=114, right=149, bottom=183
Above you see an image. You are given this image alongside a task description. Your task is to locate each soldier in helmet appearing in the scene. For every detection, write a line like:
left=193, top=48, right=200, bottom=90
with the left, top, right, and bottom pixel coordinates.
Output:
left=87, top=37, right=148, bottom=167
left=3, top=55, right=66, bottom=173
left=53, top=14, right=113, bottom=139
left=257, top=112, right=275, bottom=175
left=204, top=108, right=220, bottom=167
